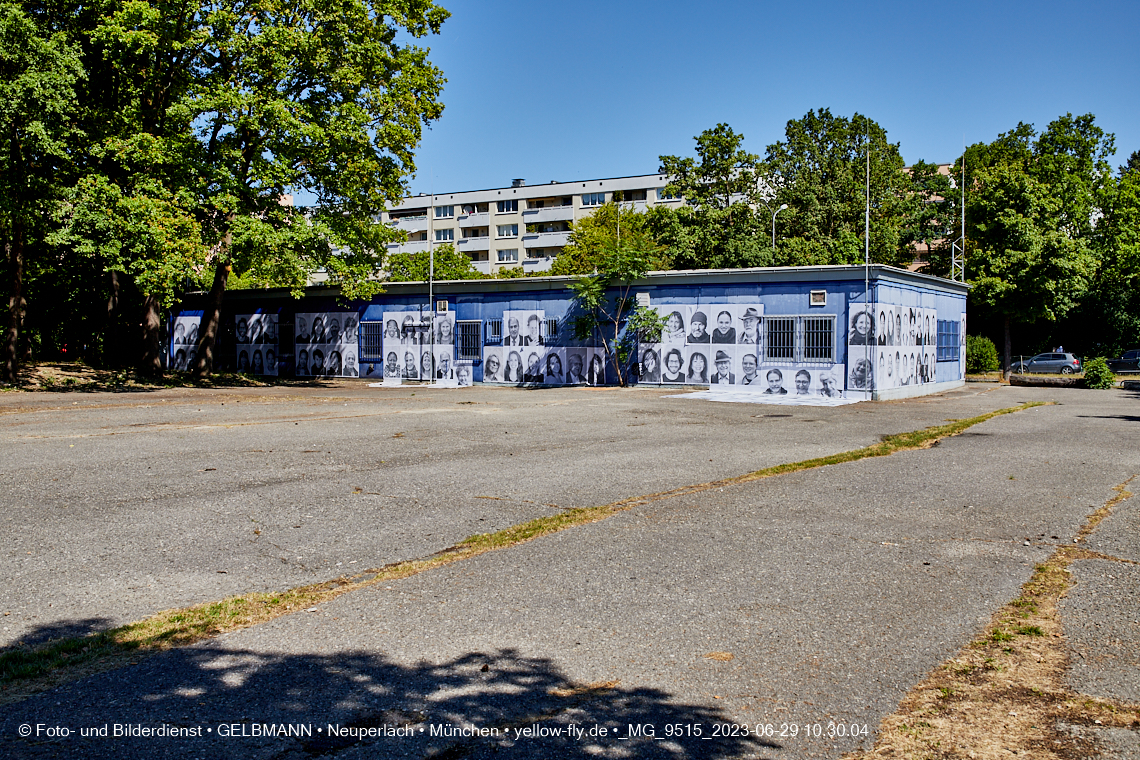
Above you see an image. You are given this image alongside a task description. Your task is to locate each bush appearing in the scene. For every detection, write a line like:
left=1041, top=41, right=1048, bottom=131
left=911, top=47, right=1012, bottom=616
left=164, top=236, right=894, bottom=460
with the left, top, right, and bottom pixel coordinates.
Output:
left=1083, top=357, right=1116, bottom=389
left=966, top=335, right=1000, bottom=373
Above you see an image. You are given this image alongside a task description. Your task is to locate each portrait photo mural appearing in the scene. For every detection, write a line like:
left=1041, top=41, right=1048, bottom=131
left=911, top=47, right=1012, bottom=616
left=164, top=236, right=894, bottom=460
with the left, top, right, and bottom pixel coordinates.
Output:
left=169, top=315, right=201, bottom=371
left=295, top=312, right=359, bottom=377
left=850, top=303, right=939, bottom=392
left=374, top=310, right=454, bottom=381
left=234, top=313, right=279, bottom=376
left=641, top=304, right=763, bottom=386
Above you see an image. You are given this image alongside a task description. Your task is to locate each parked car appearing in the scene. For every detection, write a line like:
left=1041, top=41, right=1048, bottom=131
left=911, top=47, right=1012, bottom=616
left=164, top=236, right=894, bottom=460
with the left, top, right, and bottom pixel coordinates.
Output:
left=1107, top=349, right=1140, bottom=374
left=1011, top=352, right=1082, bottom=375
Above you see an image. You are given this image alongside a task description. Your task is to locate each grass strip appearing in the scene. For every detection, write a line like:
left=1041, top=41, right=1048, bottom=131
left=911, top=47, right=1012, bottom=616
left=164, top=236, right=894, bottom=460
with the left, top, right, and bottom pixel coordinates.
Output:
left=845, top=476, right=1140, bottom=760
left=1, top=401, right=1046, bottom=703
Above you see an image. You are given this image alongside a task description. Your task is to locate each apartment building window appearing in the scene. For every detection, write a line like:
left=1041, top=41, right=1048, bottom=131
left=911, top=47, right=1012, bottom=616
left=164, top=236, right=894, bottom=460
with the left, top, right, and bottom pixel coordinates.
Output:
left=412, top=231, right=427, bottom=241
left=497, top=248, right=519, bottom=262
left=526, top=248, right=546, bottom=259
left=937, top=320, right=960, bottom=361
left=496, top=224, right=518, bottom=238
left=434, top=205, right=454, bottom=218
left=455, top=320, right=481, bottom=360
left=656, top=188, right=680, bottom=201
left=435, top=228, right=453, bottom=241
left=496, top=200, right=518, bottom=213
left=581, top=192, right=606, bottom=206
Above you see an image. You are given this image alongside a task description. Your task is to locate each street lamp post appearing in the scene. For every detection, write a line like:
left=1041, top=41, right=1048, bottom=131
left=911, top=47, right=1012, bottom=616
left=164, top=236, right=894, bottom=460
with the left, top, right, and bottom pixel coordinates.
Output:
left=771, top=204, right=788, bottom=249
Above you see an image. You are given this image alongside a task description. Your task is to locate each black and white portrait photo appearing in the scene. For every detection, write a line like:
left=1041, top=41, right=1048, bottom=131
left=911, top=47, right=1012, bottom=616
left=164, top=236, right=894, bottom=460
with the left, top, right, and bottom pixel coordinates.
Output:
left=711, top=349, right=735, bottom=385
left=504, top=350, right=525, bottom=383
left=711, top=310, right=736, bottom=344
left=565, top=351, right=586, bottom=384
left=482, top=348, right=502, bottom=382
left=661, top=348, right=685, bottom=383
left=738, top=308, right=761, bottom=345
left=738, top=352, right=760, bottom=386
left=848, top=308, right=874, bottom=346
left=544, top=350, right=565, bottom=385
left=523, top=349, right=545, bottom=383
left=663, top=311, right=685, bottom=344
left=586, top=351, right=605, bottom=385
left=684, top=347, right=709, bottom=384
left=640, top=346, right=661, bottom=382
left=763, top=368, right=788, bottom=395
left=685, top=310, right=711, bottom=344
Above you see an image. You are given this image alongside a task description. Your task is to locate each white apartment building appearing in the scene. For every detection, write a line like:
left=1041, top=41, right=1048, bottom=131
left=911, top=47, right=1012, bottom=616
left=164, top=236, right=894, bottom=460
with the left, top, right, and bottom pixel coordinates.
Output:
left=382, top=174, right=684, bottom=275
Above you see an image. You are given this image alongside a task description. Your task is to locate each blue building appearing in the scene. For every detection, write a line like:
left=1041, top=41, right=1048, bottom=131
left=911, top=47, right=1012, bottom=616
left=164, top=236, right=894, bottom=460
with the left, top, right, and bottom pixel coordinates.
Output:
left=169, top=265, right=967, bottom=401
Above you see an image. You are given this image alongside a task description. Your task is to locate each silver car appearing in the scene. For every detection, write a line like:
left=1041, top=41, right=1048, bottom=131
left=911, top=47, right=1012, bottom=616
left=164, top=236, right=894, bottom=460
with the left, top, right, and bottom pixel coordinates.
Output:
left=1011, top=352, right=1082, bottom=375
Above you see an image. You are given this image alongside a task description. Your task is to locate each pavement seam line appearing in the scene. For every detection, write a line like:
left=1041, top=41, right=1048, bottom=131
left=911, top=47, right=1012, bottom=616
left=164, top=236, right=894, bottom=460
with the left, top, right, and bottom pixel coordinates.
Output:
left=0, top=401, right=1047, bottom=705
left=844, top=475, right=1140, bottom=760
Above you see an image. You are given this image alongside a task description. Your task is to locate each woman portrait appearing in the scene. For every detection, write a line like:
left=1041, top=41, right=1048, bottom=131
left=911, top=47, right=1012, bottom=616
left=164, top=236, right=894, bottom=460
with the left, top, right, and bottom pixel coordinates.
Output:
left=849, top=357, right=872, bottom=390
left=173, top=349, right=187, bottom=371
left=312, top=349, right=325, bottom=376
left=504, top=351, right=523, bottom=383
left=848, top=310, right=873, bottom=346
left=311, top=316, right=325, bottom=344
left=249, top=318, right=263, bottom=345
left=265, top=348, right=276, bottom=373
left=328, top=351, right=343, bottom=377
left=664, top=311, right=685, bottom=343
left=484, top=352, right=502, bottom=382
left=545, top=353, right=563, bottom=384
left=237, top=350, right=250, bottom=373
left=385, top=351, right=400, bottom=377
left=687, top=351, right=708, bottom=383
left=173, top=323, right=186, bottom=344
left=662, top=348, right=684, bottom=383
left=187, top=324, right=198, bottom=346
left=251, top=350, right=265, bottom=375
left=587, top=354, right=605, bottom=385
left=402, top=315, right=418, bottom=344
left=421, top=351, right=433, bottom=378
left=436, top=317, right=454, bottom=345
left=456, top=365, right=471, bottom=387
left=403, top=351, right=418, bottom=379
left=894, top=312, right=902, bottom=347
left=384, top=319, right=401, bottom=341
left=894, top=350, right=901, bottom=381
left=640, top=348, right=660, bottom=382
left=297, top=349, right=309, bottom=375
left=186, top=349, right=196, bottom=369
left=711, top=310, right=736, bottom=344
left=343, top=317, right=357, bottom=342
left=877, top=310, right=887, bottom=345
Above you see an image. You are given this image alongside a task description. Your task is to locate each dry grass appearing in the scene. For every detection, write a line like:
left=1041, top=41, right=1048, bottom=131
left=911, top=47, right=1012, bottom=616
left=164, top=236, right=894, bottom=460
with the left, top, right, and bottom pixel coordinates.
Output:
left=1, top=401, right=1046, bottom=706
left=845, top=478, right=1140, bottom=760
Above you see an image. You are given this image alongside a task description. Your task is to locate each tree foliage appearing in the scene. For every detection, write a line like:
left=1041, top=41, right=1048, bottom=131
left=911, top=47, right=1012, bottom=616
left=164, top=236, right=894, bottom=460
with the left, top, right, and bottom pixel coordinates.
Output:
left=553, top=202, right=665, bottom=276
left=385, top=244, right=486, bottom=282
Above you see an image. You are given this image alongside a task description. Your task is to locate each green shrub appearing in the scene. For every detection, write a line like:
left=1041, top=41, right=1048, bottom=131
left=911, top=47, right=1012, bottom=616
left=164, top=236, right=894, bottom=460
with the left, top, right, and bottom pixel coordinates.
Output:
left=966, top=335, right=1000, bottom=373
left=1083, top=357, right=1116, bottom=389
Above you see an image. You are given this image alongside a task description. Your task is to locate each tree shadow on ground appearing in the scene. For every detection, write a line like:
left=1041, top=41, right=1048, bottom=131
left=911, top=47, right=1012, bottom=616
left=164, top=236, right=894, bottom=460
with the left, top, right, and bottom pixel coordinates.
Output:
left=1, top=622, right=782, bottom=759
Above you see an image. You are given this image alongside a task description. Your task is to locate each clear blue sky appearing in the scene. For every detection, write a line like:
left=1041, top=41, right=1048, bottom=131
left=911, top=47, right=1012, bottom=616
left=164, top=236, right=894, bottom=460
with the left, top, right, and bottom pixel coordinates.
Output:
left=394, top=0, right=1138, bottom=196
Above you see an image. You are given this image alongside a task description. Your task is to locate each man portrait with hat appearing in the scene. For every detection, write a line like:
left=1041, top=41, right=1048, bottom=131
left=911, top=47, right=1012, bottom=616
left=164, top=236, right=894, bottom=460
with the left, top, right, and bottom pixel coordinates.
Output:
left=686, top=311, right=711, bottom=343
left=738, top=307, right=761, bottom=344
left=711, top=350, right=735, bottom=384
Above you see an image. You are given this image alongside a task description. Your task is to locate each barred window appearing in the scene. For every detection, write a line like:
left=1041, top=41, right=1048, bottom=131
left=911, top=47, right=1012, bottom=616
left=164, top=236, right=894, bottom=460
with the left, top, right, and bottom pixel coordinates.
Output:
left=937, top=320, right=960, bottom=361
left=359, top=321, right=384, bottom=361
left=803, top=317, right=834, bottom=362
left=456, top=320, right=481, bottom=360
left=766, top=318, right=795, bottom=361
left=544, top=318, right=559, bottom=340
left=485, top=318, right=502, bottom=343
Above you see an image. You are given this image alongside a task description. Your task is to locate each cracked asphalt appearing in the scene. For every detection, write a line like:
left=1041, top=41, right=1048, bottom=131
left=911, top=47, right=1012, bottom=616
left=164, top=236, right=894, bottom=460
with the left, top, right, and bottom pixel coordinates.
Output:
left=1, top=382, right=1137, bottom=758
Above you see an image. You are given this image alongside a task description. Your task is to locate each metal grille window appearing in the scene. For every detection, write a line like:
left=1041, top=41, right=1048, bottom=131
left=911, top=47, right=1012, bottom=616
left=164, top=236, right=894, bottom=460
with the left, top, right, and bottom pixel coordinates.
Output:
left=766, top=318, right=795, bottom=361
left=544, top=318, right=559, bottom=340
left=359, top=321, right=384, bottom=361
left=937, top=320, right=960, bottom=361
left=485, top=318, right=502, bottom=343
left=456, top=320, right=481, bottom=360
left=802, top=317, right=834, bottom=362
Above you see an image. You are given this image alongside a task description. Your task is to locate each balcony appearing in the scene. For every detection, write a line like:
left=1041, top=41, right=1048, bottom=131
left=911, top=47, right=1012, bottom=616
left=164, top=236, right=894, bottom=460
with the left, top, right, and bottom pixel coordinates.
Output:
left=521, top=257, right=554, bottom=272
left=389, top=216, right=429, bottom=233
left=457, top=211, right=489, bottom=226
left=457, top=236, right=490, bottom=252
left=522, top=231, right=570, bottom=248
left=386, top=239, right=431, bottom=254
left=471, top=260, right=492, bottom=275
left=522, top=206, right=574, bottom=223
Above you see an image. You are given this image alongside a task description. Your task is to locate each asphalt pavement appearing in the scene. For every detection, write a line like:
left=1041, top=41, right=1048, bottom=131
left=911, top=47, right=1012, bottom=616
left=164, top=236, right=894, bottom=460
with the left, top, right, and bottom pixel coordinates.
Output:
left=1, top=382, right=1137, bottom=759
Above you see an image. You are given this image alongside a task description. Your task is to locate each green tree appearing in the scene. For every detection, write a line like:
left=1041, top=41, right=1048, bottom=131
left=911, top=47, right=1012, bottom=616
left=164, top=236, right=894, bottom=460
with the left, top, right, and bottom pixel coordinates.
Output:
left=569, top=236, right=666, bottom=387
left=654, top=124, right=772, bottom=270
left=0, top=3, right=83, bottom=381
left=183, top=0, right=449, bottom=377
left=552, top=202, right=665, bottom=276
left=764, top=109, right=911, bottom=267
left=385, top=244, right=486, bottom=282
left=960, top=115, right=1113, bottom=374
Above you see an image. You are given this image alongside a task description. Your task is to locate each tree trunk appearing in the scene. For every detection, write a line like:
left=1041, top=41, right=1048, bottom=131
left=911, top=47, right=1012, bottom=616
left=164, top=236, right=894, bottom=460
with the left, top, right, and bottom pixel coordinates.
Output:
left=139, top=294, right=164, bottom=378
left=3, top=222, right=25, bottom=383
left=192, top=215, right=234, bottom=379
left=105, top=270, right=121, bottom=366
left=1003, top=315, right=1012, bottom=381
left=192, top=259, right=230, bottom=379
